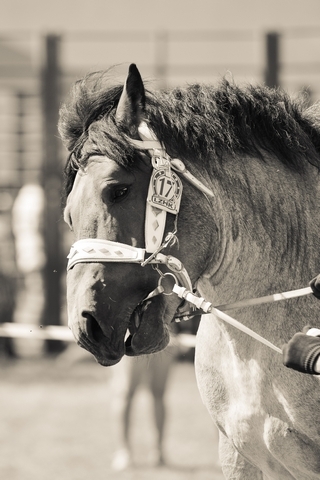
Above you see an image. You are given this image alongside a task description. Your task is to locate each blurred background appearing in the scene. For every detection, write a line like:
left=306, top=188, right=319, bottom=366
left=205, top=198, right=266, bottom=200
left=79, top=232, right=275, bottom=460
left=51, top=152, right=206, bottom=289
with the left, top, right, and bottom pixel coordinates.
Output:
left=1, top=1, right=320, bottom=479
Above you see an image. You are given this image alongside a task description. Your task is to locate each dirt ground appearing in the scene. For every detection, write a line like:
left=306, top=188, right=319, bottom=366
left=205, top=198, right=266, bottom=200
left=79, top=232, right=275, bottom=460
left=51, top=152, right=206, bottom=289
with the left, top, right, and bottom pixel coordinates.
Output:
left=0, top=349, right=224, bottom=480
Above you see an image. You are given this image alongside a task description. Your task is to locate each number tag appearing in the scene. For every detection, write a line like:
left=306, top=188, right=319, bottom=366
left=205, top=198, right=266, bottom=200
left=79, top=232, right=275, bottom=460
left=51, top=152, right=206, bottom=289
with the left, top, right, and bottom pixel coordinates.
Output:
left=147, top=168, right=183, bottom=214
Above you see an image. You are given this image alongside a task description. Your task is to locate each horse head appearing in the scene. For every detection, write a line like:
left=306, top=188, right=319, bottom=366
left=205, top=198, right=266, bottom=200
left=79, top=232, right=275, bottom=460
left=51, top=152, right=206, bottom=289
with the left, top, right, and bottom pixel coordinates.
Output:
left=61, top=65, right=217, bottom=366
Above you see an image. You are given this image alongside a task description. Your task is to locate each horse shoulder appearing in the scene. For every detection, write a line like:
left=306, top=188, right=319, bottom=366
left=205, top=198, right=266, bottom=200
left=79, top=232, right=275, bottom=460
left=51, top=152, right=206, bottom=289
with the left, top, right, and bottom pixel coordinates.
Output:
left=195, top=314, right=320, bottom=478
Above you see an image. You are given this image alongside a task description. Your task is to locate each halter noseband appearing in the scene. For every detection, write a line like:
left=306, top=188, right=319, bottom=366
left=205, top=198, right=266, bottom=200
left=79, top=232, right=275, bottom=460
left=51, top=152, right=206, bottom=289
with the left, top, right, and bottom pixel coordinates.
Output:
left=67, top=122, right=215, bottom=318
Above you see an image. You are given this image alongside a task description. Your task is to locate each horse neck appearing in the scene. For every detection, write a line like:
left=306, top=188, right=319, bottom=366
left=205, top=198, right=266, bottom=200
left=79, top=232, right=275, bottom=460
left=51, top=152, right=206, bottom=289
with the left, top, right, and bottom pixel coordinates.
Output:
left=199, top=154, right=320, bottom=309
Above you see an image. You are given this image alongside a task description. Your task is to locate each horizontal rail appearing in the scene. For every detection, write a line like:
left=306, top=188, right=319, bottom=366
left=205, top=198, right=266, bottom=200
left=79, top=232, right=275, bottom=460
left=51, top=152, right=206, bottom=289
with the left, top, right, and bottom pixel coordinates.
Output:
left=0, top=323, right=197, bottom=348
left=0, top=323, right=74, bottom=341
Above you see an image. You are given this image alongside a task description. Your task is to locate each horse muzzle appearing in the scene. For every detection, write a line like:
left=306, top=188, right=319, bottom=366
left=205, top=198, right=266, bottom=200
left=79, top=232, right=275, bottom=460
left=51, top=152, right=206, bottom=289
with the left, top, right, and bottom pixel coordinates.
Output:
left=67, top=267, right=175, bottom=365
left=69, top=312, right=126, bottom=366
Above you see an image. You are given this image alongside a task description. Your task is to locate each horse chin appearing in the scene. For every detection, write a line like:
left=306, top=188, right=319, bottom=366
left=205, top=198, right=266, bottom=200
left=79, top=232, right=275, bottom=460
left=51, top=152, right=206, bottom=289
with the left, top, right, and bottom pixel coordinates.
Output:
left=76, top=329, right=125, bottom=367
left=124, top=296, right=173, bottom=356
left=74, top=294, right=177, bottom=366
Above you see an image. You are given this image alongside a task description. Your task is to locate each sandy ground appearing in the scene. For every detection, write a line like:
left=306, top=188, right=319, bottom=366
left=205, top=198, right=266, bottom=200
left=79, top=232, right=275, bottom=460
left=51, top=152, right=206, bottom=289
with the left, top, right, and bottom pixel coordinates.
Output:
left=0, top=350, right=224, bottom=480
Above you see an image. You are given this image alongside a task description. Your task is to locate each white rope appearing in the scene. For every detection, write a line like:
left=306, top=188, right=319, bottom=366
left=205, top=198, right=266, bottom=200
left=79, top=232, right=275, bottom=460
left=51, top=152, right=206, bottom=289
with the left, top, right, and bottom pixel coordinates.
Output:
left=213, top=287, right=314, bottom=353
left=217, top=287, right=313, bottom=311
left=212, top=308, right=282, bottom=354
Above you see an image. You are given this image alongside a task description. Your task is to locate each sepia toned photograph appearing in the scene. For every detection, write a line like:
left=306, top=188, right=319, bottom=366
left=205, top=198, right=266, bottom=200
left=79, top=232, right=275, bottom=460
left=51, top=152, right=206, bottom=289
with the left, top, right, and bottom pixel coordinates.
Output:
left=1, top=1, right=320, bottom=479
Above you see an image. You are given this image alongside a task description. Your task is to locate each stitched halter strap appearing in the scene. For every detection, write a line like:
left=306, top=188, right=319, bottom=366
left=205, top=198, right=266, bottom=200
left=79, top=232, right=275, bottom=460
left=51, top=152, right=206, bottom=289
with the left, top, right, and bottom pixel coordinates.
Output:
left=67, top=238, right=194, bottom=294
left=67, top=239, right=146, bottom=269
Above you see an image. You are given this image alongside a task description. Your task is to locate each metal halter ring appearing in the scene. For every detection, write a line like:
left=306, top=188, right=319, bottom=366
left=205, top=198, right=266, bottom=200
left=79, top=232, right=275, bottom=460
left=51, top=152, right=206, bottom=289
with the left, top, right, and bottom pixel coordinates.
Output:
left=158, top=272, right=178, bottom=296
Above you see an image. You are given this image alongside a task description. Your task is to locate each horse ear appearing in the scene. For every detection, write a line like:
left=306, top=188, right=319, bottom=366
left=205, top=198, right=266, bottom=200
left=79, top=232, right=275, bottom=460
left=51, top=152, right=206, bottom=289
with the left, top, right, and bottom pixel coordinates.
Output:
left=115, top=64, right=145, bottom=135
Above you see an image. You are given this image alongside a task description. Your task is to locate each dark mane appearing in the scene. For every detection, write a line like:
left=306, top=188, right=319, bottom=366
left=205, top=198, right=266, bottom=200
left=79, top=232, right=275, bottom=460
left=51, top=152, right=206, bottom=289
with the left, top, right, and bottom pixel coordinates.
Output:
left=146, top=81, right=320, bottom=172
left=59, top=69, right=320, bottom=199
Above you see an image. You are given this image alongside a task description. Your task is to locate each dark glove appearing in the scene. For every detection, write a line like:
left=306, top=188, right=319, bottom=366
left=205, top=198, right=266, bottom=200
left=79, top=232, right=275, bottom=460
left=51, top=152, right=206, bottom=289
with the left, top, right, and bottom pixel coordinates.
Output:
left=309, top=275, right=320, bottom=299
left=282, top=332, right=320, bottom=374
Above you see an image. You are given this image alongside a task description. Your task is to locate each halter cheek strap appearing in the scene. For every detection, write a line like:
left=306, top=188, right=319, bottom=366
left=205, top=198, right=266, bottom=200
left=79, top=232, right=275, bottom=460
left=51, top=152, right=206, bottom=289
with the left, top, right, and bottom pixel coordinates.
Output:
left=131, top=122, right=214, bottom=254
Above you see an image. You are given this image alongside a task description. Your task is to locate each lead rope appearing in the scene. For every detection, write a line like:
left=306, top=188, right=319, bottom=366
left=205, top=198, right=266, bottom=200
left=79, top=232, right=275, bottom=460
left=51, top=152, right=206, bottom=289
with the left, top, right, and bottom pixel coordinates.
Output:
left=172, top=284, right=314, bottom=354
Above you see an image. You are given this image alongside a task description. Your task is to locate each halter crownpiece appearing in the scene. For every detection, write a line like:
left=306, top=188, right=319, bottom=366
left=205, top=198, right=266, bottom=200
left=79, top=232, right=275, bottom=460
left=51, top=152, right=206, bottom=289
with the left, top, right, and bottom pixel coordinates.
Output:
left=131, top=122, right=214, bottom=254
left=131, top=122, right=215, bottom=199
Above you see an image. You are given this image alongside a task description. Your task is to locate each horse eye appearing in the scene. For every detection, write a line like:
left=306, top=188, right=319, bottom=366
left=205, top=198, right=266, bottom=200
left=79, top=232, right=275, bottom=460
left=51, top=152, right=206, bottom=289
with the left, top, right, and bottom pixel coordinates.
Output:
left=113, top=186, right=129, bottom=202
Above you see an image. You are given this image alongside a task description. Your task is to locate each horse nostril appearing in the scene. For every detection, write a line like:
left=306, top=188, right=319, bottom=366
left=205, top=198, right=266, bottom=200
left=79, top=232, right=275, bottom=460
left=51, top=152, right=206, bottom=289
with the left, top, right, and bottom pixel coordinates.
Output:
left=82, top=312, right=105, bottom=343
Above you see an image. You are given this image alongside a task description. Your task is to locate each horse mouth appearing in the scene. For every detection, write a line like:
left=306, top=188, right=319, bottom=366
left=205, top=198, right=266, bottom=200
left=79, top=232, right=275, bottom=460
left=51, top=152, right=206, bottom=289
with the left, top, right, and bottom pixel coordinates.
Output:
left=76, top=296, right=171, bottom=365
left=125, top=300, right=152, bottom=354
left=124, top=296, right=170, bottom=356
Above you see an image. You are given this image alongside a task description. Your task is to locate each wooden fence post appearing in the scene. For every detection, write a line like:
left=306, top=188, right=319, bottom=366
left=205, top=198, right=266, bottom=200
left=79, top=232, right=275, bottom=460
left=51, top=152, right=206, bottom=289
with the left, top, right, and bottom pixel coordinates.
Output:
left=265, top=32, right=280, bottom=88
left=41, top=34, right=64, bottom=352
left=155, top=31, right=168, bottom=90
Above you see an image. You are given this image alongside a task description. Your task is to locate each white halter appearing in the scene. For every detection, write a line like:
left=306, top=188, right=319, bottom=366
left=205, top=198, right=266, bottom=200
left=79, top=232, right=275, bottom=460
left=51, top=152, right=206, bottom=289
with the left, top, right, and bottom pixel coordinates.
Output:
left=66, top=122, right=313, bottom=353
left=67, top=122, right=214, bottom=312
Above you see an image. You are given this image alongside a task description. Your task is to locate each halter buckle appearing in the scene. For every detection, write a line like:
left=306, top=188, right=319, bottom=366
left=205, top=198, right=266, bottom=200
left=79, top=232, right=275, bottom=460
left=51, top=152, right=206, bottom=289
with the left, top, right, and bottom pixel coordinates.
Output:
left=158, top=272, right=177, bottom=296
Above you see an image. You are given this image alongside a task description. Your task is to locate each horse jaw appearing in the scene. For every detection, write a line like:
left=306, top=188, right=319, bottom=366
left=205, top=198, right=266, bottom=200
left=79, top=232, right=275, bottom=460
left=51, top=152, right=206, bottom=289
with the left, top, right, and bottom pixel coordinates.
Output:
left=125, top=296, right=173, bottom=356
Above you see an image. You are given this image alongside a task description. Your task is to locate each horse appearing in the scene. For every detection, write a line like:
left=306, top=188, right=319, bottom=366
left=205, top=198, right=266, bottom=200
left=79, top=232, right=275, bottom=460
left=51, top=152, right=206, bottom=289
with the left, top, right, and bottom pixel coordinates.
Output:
left=59, top=63, right=320, bottom=479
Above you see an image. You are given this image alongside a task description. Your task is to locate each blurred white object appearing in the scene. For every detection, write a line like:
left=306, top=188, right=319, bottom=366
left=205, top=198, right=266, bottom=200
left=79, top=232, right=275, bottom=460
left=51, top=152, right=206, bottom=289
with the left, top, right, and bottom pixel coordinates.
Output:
left=12, top=183, right=46, bottom=357
left=12, top=183, right=46, bottom=273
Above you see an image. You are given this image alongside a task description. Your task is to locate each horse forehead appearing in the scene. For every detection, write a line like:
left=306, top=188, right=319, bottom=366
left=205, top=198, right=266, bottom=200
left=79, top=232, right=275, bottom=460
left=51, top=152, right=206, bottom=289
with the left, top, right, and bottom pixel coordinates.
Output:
left=67, top=157, right=127, bottom=202
left=85, top=156, right=126, bottom=178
